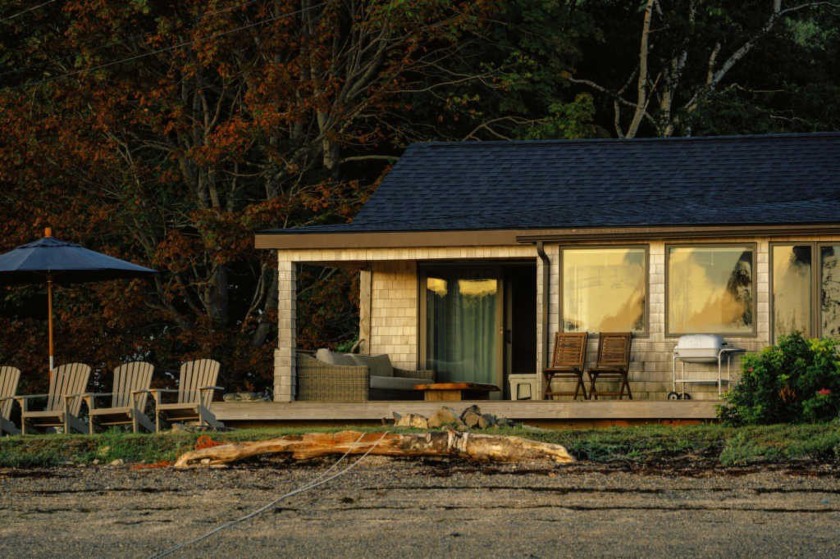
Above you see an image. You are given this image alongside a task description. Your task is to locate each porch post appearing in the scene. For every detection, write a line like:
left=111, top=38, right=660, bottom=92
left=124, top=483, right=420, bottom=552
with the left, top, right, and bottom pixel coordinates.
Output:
left=274, top=257, right=297, bottom=402
left=359, top=268, right=372, bottom=354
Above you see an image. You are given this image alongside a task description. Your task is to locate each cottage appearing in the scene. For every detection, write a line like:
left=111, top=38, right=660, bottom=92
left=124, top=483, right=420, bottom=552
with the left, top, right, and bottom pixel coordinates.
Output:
left=255, top=132, right=840, bottom=408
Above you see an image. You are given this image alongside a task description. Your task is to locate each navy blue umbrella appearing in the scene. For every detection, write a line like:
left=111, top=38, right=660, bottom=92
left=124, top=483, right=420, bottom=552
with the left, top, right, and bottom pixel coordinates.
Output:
left=0, top=228, right=157, bottom=372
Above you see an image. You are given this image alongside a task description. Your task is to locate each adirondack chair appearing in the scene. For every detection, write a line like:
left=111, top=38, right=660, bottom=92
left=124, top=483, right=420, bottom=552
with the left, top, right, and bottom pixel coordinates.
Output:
left=84, top=361, right=155, bottom=434
left=0, top=366, right=21, bottom=435
left=151, top=359, right=223, bottom=432
left=587, top=332, right=633, bottom=400
left=16, top=363, right=91, bottom=434
left=543, top=332, right=589, bottom=400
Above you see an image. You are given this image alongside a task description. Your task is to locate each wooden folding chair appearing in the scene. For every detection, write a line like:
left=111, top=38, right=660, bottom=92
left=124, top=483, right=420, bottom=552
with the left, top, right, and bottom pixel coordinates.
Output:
left=84, top=361, right=155, bottom=434
left=16, top=363, right=91, bottom=434
left=0, top=366, right=21, bottom=435
left=151, top=359, right=223, bottom=432
left=543, top=332, right=589, bottom=400
left=588, top=333, right=633, bottom=400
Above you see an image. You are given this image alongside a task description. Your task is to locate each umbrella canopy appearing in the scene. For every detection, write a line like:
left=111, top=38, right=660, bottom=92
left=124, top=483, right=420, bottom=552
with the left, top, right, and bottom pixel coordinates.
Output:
left=0, top=236, right=157, bottom=284
left=0, top=228, right=157, bottom=371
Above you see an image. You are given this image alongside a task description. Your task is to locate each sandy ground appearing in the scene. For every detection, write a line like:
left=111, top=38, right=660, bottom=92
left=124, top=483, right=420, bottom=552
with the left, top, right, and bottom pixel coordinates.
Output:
left=1, top=458, right=839, bottom=559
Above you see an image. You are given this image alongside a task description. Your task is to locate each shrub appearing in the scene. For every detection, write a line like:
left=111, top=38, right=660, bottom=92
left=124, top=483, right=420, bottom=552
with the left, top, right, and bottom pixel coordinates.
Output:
left=719, top=332, right=840, bottom=425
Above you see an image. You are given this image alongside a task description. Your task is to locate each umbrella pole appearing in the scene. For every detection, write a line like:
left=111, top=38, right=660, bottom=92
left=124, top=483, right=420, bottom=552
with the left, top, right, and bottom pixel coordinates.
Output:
left=47, top=273, right=54, bottom=374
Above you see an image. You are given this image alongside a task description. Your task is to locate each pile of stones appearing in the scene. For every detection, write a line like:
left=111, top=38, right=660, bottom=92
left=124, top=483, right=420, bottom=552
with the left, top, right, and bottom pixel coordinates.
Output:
left=392, top=405, right=516, bottom=430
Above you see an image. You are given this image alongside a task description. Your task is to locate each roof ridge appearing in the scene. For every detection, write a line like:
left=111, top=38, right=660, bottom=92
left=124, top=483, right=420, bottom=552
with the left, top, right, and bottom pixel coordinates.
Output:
left=412, top=131, right=840, bottom=149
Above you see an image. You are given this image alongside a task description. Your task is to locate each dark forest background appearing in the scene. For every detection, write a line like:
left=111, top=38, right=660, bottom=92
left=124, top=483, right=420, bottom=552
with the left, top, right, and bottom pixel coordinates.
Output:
left=2, top=0, right=838, bottom=393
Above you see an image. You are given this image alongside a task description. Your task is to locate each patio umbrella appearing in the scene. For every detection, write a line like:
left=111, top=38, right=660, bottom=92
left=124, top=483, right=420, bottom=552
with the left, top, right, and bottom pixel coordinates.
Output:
left=0, top=228, right=157, bottom=372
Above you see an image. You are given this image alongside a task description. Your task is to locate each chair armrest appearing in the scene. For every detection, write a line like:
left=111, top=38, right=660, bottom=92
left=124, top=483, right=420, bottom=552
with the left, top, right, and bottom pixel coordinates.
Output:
left=198, top=386, right=224, bottom=392
left=393, top=368, right=435, bottom=382
left=15, top=394, right=48, bottom=412
left=149, top=388, right=179, bottom=404
left=82, top=392, right=115, bottom=410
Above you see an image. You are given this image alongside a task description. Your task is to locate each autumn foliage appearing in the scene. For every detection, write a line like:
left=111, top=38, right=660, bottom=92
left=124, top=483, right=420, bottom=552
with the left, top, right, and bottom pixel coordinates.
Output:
left=0, top=0, right=500, bottom=394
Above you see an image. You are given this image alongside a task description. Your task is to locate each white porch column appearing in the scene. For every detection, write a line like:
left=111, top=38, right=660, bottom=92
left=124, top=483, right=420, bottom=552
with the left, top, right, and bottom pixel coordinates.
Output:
left=274, top=257, right=297, bottom=402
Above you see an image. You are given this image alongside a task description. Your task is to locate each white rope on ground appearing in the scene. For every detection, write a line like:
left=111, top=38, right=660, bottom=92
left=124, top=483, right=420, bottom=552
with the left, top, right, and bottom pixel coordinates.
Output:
left=147, top=431, right=391, bottom=559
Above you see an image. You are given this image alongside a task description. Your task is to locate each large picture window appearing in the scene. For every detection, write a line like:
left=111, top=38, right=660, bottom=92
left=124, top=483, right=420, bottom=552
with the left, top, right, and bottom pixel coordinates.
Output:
left=667, top=245, right=754, bottom=335
left=820, top=245, right=840, bottom=338
left=770, top=243, right=840, bottom=340
left=562, top=247, right=646, bottom=334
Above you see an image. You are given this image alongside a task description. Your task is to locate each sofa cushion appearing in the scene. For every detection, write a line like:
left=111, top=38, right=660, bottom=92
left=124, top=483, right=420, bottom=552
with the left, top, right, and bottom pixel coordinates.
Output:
left=370, top=375, right=428, bottom=391
left=314, top=348, right=355, bottom=366
left=349, top=354, right=394, bottom=377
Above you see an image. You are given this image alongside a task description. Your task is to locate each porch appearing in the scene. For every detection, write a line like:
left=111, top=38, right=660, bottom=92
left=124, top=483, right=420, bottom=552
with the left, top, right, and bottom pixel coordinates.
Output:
left=213, top=399, right=718, bottom=428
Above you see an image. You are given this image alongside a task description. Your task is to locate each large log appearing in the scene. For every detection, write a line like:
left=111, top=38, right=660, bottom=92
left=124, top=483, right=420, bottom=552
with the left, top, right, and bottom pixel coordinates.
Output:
left=174, top=430, right=575, bottom=469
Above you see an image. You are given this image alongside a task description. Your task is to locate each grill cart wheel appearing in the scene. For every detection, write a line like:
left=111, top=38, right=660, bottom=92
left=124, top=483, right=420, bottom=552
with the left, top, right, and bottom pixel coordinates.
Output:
left=681, top=393, right=691, bottom=400
left=667, top=391, right=680, bottom=400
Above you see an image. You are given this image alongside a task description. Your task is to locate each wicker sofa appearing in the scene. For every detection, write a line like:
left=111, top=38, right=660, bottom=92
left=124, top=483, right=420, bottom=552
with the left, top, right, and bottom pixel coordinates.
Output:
left=296, top=350, right=435, bottom=402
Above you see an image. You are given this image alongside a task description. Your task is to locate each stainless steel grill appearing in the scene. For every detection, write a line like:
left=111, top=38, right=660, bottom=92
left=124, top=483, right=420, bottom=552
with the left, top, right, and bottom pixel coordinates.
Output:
left=671, top=335, right=744, bottom=399
left=673, top=334, right=727, bottom=363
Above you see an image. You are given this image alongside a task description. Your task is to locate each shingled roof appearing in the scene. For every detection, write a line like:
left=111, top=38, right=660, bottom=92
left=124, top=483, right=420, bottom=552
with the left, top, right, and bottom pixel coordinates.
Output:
left=269, top=132, right=840, bottom=235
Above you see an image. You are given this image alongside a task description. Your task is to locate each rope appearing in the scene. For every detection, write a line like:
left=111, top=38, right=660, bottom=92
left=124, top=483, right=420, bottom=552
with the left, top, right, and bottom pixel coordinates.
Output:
left=147, top=431, right=390, bottom=559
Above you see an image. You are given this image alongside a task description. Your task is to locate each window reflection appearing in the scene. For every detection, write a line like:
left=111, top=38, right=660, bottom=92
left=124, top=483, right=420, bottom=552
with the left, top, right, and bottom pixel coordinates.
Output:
left=821, top=246, right=840, bottom=338
left=562, top=248, right=646, bottom=333
left=668, top=246, right=753, bottom=334
left=772, top=245, right=811, bottom=339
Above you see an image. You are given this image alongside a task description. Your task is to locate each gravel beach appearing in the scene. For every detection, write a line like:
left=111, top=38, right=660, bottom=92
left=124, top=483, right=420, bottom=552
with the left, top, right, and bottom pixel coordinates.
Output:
left=1, top=458, right=839, bottom=559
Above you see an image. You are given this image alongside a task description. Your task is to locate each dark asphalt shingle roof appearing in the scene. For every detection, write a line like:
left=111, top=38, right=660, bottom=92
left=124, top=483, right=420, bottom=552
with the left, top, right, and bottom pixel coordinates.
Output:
left=270, top=133, right=840, bottom=234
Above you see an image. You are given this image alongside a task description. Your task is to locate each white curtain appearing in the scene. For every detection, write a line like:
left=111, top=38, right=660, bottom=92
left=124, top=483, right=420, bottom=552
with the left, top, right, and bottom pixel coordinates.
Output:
left=426, top=273, right=498, bottom=384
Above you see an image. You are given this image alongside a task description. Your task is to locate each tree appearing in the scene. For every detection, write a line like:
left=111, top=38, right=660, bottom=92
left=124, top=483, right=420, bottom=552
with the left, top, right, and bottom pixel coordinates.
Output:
left=0, top=0, right=501, bottom=392
left=564, top=0, right=840, bottom=137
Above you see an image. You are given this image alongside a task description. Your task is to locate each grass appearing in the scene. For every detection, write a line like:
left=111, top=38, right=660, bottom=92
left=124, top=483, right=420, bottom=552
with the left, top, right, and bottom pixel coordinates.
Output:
left=0, top=423, right=838, bottom=468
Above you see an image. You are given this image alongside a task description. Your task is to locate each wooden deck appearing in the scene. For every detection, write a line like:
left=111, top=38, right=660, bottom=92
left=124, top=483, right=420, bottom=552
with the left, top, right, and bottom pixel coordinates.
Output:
left=213, top=400, right=720, bottom=428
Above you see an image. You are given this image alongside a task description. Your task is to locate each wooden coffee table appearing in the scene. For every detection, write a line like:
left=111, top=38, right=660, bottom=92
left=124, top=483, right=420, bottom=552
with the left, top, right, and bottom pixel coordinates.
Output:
left=414, top=382, right=500, bottom=401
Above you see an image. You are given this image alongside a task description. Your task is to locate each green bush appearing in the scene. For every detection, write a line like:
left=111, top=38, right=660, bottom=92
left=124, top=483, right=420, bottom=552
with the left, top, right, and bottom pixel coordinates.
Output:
left=719, top=332, right=840, bottom=424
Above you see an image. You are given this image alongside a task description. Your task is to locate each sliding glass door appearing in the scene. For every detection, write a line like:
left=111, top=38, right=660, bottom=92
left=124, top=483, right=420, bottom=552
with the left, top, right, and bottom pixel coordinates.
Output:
left=422, top=267, right=502, bottom=387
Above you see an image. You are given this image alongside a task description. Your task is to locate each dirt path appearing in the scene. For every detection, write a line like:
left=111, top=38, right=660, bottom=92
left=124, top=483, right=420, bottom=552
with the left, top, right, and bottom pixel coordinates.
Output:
left=1, top=459, right=838, bottom=558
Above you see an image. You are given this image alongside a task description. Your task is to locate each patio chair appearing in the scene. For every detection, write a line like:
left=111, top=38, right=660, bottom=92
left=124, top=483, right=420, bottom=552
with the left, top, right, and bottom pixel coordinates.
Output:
left=84, top=361, right=155, bottom=434
left=543, top=332, right=589, bottom=400
left=0, top=366, right=21, bottom=435
left=587, top=332, right=633, bottom=400
left=151, top=359, right=223, bottom=432
left=16, top=362, right=91, bottom=434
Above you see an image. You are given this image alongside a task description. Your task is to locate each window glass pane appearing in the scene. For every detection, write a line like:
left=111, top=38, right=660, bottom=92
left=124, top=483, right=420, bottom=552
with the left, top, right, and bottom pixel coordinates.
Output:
left=562, top=248, right=646, bottom=333
left=425, top=271, right=499, bottom=384
left=821, top=245, right=840, bottom=338
left=668, top=246, right=753, bottom=334
left=773, top=245, right=812, bottom=339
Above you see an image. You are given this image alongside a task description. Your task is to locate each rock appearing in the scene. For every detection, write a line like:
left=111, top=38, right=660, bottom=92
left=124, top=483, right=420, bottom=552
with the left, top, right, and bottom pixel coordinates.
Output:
left=222, top=391, right=270, bottom=402
left=393, top=412, right=429, bottom=429
left=109, top=459, right=124, bottom=467
left=461, top=406, right=483, bottom=429
left=428, top=407, right=465, bottom=429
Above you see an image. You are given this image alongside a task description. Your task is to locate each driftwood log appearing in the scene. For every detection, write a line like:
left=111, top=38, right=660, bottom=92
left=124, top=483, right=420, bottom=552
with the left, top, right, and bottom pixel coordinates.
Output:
left=174, top=430, right=574, bottom=469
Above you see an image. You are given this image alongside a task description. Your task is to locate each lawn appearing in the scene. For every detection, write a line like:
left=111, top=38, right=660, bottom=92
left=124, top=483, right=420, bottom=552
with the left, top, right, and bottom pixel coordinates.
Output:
left=2, top=423, right=839, bottom=469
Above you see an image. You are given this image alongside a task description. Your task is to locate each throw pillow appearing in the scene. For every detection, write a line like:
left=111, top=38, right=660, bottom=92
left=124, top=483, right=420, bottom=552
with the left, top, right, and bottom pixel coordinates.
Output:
left=349, top=354, right=394, bottom=377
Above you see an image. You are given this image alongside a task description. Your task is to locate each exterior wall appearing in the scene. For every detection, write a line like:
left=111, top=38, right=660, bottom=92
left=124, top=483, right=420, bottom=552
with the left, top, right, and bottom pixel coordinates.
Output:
left=275, top=234, right=838, bottom=402
left=368, top=260, right=418, bottom=370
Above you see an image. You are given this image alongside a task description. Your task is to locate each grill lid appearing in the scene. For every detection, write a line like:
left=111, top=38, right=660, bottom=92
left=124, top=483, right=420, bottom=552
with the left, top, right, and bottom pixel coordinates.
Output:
left=675, top=334, right=726, bottom=350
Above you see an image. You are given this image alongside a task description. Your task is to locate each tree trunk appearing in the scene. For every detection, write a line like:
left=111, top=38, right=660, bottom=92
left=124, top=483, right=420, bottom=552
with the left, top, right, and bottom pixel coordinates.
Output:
left=174, top=430, right=575, bottom=469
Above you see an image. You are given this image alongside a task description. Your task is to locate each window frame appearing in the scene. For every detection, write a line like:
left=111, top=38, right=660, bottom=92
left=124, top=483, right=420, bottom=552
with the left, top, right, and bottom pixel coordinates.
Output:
left=559, top=244, right=650, bottom=337
left=770, top=241, right=840, bottom=342
left=665, top=242, right=758, bottom=338
left=769, top=242, right=816, bottom=342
